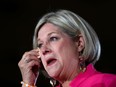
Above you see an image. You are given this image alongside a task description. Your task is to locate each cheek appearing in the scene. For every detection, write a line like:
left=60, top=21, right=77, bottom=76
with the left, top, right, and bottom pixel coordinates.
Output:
left=54, top=41, right=66, bottom=56
left=59, top=41, right=76, bottom=56
left=54, top=40, right=77, bottom=62
left=40, top=55, right=47, bottom=68
left=41, top=58, right=45, bottom=67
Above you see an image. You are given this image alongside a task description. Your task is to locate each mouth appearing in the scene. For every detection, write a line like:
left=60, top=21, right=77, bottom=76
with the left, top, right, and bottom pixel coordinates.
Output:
left=47, top=58, right=57, bottom=66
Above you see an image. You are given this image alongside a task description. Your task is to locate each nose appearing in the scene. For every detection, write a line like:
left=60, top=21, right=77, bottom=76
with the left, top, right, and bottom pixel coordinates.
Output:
left=40, top=43, right=51, bottom=55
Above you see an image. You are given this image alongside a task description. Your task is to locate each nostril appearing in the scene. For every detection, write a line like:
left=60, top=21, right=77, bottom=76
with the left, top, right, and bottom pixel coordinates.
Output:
left=43, top=50, right=50, bottom=55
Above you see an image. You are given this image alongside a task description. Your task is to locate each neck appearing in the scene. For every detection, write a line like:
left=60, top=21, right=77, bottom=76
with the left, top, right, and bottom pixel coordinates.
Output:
left=62, top=81, right=71, bottom=87
left=60, top=70, right=78, bottom=87
left=61, top=67, right=86, bottom=87
left=57, top=65, right=81, bottom=86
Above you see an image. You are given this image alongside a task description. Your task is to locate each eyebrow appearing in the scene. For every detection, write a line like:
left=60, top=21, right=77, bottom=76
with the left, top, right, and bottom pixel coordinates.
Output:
left=37, top=31, right=59, bottom=41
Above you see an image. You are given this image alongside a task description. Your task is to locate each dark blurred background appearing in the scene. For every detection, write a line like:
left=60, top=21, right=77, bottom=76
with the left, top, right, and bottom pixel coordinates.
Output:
left=0, top=0, right=116, bottom=87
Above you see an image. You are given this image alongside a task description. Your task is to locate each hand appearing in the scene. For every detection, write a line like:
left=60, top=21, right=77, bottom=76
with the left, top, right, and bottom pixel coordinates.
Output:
left=18, top=48, right=41, bottom=85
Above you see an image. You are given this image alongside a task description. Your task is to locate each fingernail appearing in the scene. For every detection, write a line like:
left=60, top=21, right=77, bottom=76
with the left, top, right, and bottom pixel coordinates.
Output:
left=37, top=55, right=41, bottom=59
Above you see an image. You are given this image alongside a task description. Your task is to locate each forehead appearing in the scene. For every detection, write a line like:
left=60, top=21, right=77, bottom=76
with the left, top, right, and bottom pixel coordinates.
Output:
left=37, top=23, right=62, bottom=39
left=39, top=23, right=60, bottom=34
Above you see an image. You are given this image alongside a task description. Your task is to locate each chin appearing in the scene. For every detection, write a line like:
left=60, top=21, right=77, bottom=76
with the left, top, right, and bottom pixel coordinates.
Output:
left=47, top=67, right=62, bottom=79
left=47, top=70, right=60, bottom=78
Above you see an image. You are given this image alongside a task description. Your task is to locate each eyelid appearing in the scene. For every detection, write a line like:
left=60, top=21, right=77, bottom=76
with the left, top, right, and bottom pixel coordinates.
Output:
left=49, top=36, right=59, bottom=41
left=37, top=42, right=43, bottom=48
left=37, top=34, right=60, bottom=48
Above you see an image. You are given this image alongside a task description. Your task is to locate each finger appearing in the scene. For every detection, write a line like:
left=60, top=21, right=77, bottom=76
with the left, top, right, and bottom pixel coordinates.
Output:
left=26, top=49, right=40, bottom=58
left=22, top=52, right=39, bottom=62
left=27, top=59, right=41, bottom=71
left=32, top=48, right=41, bottom=59
left=18, top=49, right=41, bottom=70
left=24, top=56, right=40, bottom=64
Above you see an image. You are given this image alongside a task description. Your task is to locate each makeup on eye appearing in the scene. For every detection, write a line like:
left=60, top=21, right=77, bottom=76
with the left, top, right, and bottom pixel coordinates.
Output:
left=37, top=43, right=43, bottom=48
left=37, top=32, right=61, bottom=48
left=37, top=36, right=60, bottom=48
left=48, top=32, right=61, bottom=41
left=49, top=36, right=59, bottom=41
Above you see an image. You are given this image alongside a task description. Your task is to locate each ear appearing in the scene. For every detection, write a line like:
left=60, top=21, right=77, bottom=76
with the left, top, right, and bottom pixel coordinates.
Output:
left=75, top=34, right=85, bottom=52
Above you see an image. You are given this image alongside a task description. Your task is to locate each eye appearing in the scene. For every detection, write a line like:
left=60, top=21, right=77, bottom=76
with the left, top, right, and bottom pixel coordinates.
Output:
left=37, top=43, right=43, bottom=48
left=49, top=36, right=59, bottom=41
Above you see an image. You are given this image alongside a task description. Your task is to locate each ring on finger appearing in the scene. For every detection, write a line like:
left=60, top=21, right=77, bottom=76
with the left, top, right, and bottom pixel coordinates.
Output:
left=25, top=59, right=29, bottom=63
left=24, top=58, right=30, bottom=63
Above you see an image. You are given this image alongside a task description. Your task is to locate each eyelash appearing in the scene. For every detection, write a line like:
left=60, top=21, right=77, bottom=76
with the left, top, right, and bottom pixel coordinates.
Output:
left=49, top=36, right=59, bottom=41
left=37, top=43, right=43, bottom=48
left=37, top=36, right=59, bottom=48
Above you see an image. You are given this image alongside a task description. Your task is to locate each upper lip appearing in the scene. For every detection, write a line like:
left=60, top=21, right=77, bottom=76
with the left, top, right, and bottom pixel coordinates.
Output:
left=45, top=56, right=56, bottom=65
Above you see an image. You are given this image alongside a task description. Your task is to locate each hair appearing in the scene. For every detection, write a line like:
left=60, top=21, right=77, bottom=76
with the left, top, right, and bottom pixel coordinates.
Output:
left=33, top=9, right=101, bottom=65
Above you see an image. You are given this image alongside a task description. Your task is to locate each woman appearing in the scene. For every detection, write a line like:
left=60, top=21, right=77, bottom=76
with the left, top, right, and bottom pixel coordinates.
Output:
left=18, top=9, right=116, bottom=87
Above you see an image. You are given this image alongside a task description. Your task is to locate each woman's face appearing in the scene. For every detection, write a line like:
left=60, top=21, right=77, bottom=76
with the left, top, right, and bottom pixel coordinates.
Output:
left=37, top=23, right=80, bottom=79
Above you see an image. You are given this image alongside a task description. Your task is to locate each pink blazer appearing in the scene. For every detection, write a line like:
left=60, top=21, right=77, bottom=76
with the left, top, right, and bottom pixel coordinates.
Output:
left=56, top=64, right=116, bottom=87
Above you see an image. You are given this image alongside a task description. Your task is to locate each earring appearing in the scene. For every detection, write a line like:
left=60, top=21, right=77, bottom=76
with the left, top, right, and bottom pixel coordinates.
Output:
left=50, top=79, right=56, bottom=87
left=79, top=66, right=83, bottom=71
left=79, top=56, right=86, bottom=72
